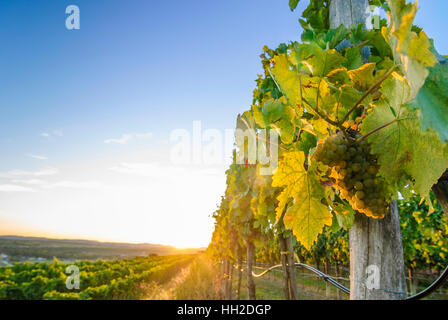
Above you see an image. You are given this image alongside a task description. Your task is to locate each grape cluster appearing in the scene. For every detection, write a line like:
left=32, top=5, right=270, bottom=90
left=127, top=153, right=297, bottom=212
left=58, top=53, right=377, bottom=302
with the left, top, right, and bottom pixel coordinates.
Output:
left=313, top=131, right=388, bottom=219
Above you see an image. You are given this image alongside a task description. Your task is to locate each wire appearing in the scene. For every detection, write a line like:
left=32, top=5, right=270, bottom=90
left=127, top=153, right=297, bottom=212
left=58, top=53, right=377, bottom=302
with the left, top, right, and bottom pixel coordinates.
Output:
left=250, top=261, right=448, bottom=299
left=406, top=265, right=448, bottom=300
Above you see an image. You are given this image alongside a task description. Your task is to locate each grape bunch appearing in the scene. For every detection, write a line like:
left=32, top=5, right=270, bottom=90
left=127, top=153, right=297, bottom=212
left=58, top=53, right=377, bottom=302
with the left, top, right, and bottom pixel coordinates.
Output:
left=313, top=131, right=388, bottom=219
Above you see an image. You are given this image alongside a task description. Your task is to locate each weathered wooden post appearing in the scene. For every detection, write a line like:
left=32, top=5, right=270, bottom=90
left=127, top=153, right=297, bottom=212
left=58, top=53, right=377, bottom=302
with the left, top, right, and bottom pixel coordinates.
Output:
left=286, top=235, right=299, bottom=299
left=246, top=241, right=256, bottom=299
left=330, top=0, right=407, bottom=300
left=433, top=170, right=448, bottom=219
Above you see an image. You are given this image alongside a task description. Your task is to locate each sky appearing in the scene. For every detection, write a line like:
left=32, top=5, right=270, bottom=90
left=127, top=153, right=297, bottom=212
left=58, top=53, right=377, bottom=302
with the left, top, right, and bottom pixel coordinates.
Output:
left=0, top=0, right=447, bottom=248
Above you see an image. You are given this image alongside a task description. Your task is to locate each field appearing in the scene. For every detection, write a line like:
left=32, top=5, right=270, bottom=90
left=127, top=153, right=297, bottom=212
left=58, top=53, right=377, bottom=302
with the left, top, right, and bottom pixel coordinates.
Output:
left=0, top=236, right=202, bottom=264
left=0, top=254, right=194, bottom=300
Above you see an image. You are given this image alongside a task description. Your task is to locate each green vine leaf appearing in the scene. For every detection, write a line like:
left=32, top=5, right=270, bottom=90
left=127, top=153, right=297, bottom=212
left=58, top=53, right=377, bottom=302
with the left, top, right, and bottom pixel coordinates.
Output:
left=409, top=61, right=448, bottom=143
left=361, top=72, right=448, bottom=197
left=289, top=0, right=300, bottom=11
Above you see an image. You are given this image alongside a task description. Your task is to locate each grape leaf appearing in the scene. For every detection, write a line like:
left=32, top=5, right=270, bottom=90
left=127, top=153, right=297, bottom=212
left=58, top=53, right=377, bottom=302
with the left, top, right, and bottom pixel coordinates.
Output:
left=271, top=54, right=302, bottom=108
left=305, top=47, right=346, bottom=77
left=384, top=0, right=437, bottom=99
left=289, top=0, right=300, bottom=11
left=361, top=72, right=448, bottom=196
left=345, top=47, right=363, bottom=70
left=348, top=62, right=376, bottom=91
left=262, top=98, right=284, bottom=123
left=409, top=62, right=448, bottom=143
left=272, top=151, right=332, bottom=249
left=297, top=131, right=318, bottom=154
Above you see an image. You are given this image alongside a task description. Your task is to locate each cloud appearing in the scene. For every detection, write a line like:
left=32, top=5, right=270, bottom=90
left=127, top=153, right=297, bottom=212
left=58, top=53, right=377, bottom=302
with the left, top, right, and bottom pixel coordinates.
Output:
left=109, top=162, right=187, bottom=178
left=0, top=168, right=59, bottom=178
left=0, top=184, right=36, bottom=192
left=104, top=132, right=152, bottom=144
left=11, top=179, right=47, bottom=186
left=25, top=154, right=48, bottom=161
left=40, top=130, right=63, bottom=138
left=135, top=133, right=153, bottom=139
left=104, top=134, right=133, bottom=144
left=43, top=181, right=104, bottom=190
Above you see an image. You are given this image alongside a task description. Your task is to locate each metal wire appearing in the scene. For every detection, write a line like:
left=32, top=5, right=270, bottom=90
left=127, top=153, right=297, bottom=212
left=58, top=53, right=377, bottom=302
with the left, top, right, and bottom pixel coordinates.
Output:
left=406, top=265, right=448, bottom=300
left=250, top=262, right=448, bottom=299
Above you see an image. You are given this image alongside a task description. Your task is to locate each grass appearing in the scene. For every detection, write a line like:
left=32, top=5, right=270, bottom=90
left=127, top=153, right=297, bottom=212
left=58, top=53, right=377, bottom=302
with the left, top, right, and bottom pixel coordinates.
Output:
left=174, top=254, right=221, bottom=300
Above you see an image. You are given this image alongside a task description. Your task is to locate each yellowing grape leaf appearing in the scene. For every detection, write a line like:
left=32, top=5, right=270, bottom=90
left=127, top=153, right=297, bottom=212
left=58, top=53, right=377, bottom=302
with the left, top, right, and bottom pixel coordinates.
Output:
left=361, top=72, right=448, bottom=196
left=272, top=151, right=332, bottom=249
left=384, top=0, right=437, bottom=99
left=348, top=63, right=376, bottom=91
left=271, top=54, right=302, bottom=108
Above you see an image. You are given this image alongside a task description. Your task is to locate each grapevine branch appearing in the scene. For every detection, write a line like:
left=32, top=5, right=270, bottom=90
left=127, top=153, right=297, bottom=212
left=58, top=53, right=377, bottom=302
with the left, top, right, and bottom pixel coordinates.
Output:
left=298, top=74, right=342, bottom=129
left=356, top=119, right=397, bottom=143
left=339, top=65, right=399, bottom=125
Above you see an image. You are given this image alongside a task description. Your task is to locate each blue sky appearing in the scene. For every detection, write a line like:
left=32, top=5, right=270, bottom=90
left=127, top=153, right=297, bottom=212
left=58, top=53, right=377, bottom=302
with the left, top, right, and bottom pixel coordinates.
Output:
left=0, top=0, right=447, bottom=247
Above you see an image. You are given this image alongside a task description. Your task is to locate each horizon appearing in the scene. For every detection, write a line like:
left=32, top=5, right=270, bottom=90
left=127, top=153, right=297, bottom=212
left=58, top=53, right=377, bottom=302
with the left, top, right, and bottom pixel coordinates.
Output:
left=0, top=233, right=206, bottom=249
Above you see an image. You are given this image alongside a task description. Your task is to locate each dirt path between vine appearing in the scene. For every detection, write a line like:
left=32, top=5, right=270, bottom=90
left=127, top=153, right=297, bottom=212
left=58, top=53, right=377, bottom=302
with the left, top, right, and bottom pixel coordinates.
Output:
left=144, top=265, right=192, bottom=300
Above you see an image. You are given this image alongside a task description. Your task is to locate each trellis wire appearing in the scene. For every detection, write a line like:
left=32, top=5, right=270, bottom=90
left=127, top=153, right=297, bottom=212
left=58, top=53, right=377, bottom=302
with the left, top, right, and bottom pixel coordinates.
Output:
left=245, top=262, right=448, bottom=300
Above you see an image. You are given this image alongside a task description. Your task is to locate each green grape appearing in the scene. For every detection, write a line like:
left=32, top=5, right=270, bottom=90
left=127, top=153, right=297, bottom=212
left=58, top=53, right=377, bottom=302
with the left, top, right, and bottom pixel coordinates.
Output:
left=355, top=191, right=365, bottom=199
left=354, top=181, right=363, bottom=190
left=312, top=131, right=389, bottom=219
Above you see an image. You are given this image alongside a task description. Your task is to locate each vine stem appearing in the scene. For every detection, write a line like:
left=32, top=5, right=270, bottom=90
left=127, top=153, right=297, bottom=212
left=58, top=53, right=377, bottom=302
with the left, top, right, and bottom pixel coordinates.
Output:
left=356, top=119, right=396, bottom=143
left=298, top=74, right=343, bottom=129
left=339, top=65, right=398, bottom=125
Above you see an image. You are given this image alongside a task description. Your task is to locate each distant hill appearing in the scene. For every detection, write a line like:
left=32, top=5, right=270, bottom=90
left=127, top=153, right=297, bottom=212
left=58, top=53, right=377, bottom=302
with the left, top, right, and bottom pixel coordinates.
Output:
left=0, top=235, right=204, bottom=262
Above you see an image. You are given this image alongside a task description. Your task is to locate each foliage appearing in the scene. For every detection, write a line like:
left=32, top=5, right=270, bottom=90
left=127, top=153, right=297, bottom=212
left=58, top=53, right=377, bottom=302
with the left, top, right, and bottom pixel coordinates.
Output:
left=0, top=255, right=193, bottom=300
left=400, top=193, right=448, bottom=271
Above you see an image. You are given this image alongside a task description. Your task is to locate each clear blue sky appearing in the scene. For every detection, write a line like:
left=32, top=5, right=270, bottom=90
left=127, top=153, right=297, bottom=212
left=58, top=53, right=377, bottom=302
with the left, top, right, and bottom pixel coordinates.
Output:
left=0, top=0, right=446, bottom=247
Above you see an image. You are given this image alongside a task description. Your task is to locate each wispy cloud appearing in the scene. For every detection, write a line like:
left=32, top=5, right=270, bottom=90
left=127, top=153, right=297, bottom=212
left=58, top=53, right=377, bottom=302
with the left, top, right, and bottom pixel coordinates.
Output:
left=108, top=162, right=222, bottom=179
left=104, top=132, right=152, bottom=144
left=43, top=180, right=104, bottom=190
left=0, top=184, right=36, bottom=192
left=25, top=154, right=48, bottom=161
left=104, top=134, right=133, bottom=144
left=52, top=130, right=63, bottom=137
left=11, top=179, right=47, bottom=186
left=0, top=168, right=59, bottom=178
left=40, top=130, right=63, bottom=138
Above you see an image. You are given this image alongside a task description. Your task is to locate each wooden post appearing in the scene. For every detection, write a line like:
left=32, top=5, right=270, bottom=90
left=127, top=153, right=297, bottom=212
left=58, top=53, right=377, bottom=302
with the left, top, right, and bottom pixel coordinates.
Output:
left=349, top=201, right=406, bottom=299
left=329, top=0, right=369, bottom=29
left=246, top=241, right=256, bottom=300
left=228, top=262, right=234, bottom=299
left=286, top=235, right=299, bottom=300
left=223, top=260, right=229, bottom=298
left=433, top=170, right=448, bottom=219
left=335, top=262, right=341, bottom=300
left=325, top=260, right=331, bottom=298
left=408, top=268, right=414, bottom=295
left=278, top=234, right=291, bottom=299
left=330, top=0, right=406, bottom=300
left=236, top=249, right=243, bottom=300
